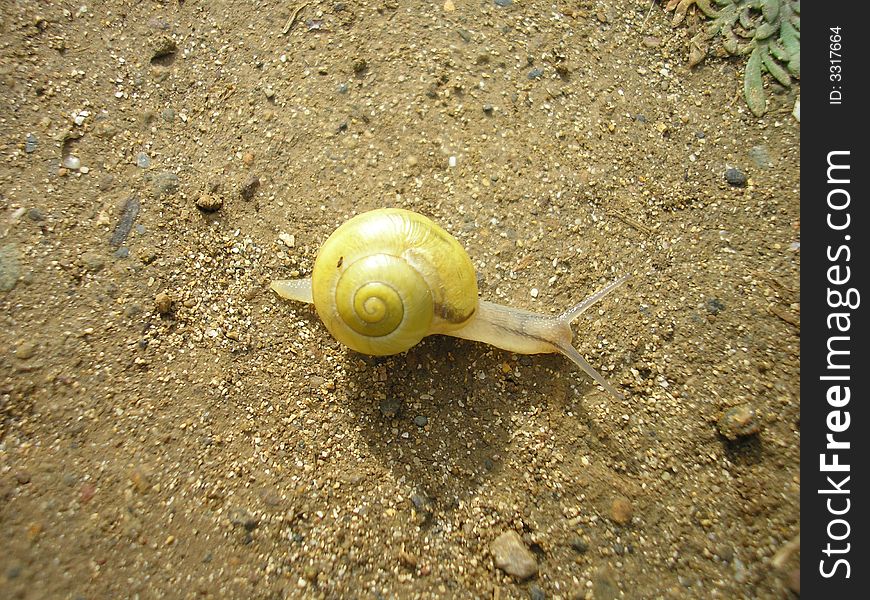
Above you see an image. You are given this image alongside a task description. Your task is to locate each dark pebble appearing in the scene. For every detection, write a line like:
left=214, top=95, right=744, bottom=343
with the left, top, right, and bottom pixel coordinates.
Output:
left=413, top=415, right=428, bottom=427
left=379, top=397, right=401, bottom=418
left=483, top=104, right=494, bottom=114
left=527, top=67, right=545, bottom=80
left=634, top=114, right=647, bottom=123
left=27, top=208, right=44, bottom=221
left=109, top=195, right=141, bottom=247
left=528, top=584, right=546, bottom=600
left=239, top=174, right=260, bottom=200
left=113, top=247, right=130, bottom=259
left=570, top=536, right=589, bottom=553
left=229, top=508, right=260, bottom=532
left=724, top=167, right=747, bottom=187
left=25, top=133, right=38, bottom=153
left=705, top=298, right=725, bottom=315
left=495, top=0, right=512, bottom=6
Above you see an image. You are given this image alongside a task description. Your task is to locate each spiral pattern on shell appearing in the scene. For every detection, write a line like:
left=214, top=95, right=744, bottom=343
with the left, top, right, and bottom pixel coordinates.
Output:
left=310, top=208, right=478, bottom=356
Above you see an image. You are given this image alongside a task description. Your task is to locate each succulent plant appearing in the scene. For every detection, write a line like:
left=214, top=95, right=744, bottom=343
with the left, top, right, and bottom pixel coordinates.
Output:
left=665, top=0, right=800, bottom=116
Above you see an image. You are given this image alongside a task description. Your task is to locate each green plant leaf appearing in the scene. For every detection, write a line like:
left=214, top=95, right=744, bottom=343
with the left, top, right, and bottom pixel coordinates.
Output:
left=762, top=0, right=780, bottom=21
left=755, top=21, right=778, bottom=39
left=744, top=46, right=767, bottom=116
left=780, top=20, right=800, bottom=56
left=787, top=52, right=800, bottom=78
left=760, top=43, right=791, bottom=86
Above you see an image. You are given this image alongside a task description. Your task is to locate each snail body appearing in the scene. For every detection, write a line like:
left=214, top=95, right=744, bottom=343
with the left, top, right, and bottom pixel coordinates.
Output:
left=271, top=208, right=628, bottom=399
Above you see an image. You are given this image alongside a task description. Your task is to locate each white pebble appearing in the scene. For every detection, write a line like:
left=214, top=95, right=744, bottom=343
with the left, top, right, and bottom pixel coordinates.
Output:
left=62, top=155, right=81, bottom=170
left=448, top=155, right=457, bottom=168
left=278, top=233, right=295, bottom=247
left=530, top=287, right=539, bottom=298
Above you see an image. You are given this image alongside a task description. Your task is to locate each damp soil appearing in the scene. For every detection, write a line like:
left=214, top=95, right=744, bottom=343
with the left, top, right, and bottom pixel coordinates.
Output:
left=1, top=1, right=800, bottom=599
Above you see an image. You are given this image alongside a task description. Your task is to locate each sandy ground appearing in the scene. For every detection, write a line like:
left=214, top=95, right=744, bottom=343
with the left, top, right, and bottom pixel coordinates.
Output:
left=1, top=1, right=799, bottom=598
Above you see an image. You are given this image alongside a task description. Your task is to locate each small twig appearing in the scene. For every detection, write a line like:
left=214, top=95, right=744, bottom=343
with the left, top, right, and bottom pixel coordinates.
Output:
left=282, top=2, right=309, bottom=35
left=640, top=0, right=657, bottom=33
left=608, top=209, right=653, bottom=236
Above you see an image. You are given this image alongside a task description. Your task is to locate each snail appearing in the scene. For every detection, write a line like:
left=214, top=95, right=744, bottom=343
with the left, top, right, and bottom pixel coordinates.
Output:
left=271, top=208, right=629, bottom=399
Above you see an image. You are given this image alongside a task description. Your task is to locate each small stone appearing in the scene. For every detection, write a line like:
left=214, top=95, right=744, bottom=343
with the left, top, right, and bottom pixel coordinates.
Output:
left=642, top=36, right=661, bottom=48
left=483, top=103, right=494, bottom=114
left=570, top=536, right=589, bottom=553
left=413, top=415, right=428, bottom=427
left=0, top=244, right=21, bottom=292
left=14, top=341, right=38, bottom=360
left=196, top=193, right=223, bottom=212
left=25, top=133, right=38, bottom=153
left=242, top=152, right=255, bottom=166
left=62, top=155, right=81, bottom=170
left=610, top=496, right=633, bottom=525
left=530, top=288, right=539, bottom=298
left=705, top=298, right=725, bottom=315
left=81, top=251, right=106, bottom=273
left=724, top=167, right=747, bottom=187
left=239, top=174, right=260, bottom=200
left=264, top=87, right=275, bottom=100
left=528, top=584, right=546, bottom=600
left=490, top=531, right=538, bottom=580
left=229, top=508, right=260, bottom=532
left=136, top=152, right=151, bottom=168
left=113, top=247, right=130, bottom=259
left=15, top=471, right=31, bottom=485
left=748, top=145, right=772, bottom=169
left=718, top=404, right=761, bottom=440
left=152, top=171, right=179, bottom=198
left=27, top=208, right=44, bottom=222
left=527, top=67, right=545, bottom=79
left=379, top=397, right=401, bottom=418
left=155, top=292, right=173, bottom=315
left=443, top=0, right=455, bottom=11
left=405, top=155, right=418, bottom=168
left=494, top=0, right=512, bottom=6
left=278, top=233, right=295, bottom=247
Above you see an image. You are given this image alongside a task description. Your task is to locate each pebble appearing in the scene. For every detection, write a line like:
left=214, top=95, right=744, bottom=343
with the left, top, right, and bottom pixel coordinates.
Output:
left=494, top=0, right=513, bottom=6
left=110, top=196, right=141, bottom=247
left=717, top=404, right=761, bottom=440
left=136, top=152, right=151, bottom=168
left=25, top=133, right=38, bottom=153
left=152, top=171, right=179, bottom=198
left=705, top=298, right=725, bottom=315
left=113, top=247, right=130, bottom=259
left=724, top=167, right=747, bottom=187
left=27, top=208, right=44, bottom=222
left=379, top=397, right=401, bottom=418
left=239, top=174, right=260, bottom=200
left=0, top=243, right=21, bottom=292
left=81, top=251, right=106, bottom=273
left=278, top=233, right=295, bottom=247
left=570, top=536, right=589, bottom=553
left=483, top=104, right=494, bottom=115
left=527, top=67, right=545, bottom=80
left=155, top=292, right=173, bottom=315
left=196, top=193, right=223, bottom=212
left=528, top=584, right=546, bottom=600
left=610, top=496, right=633, bottom=525
left=490, top=531, right=538, bottom=580
left=748, top=145, right=772, bottom=169
left=229, top=508, right=260, bottom=532
left=62, top=155, right=81, bottom=170
left=413, top=415, right=428, bottom=427
left=14, top=341, right=38, bottom=360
